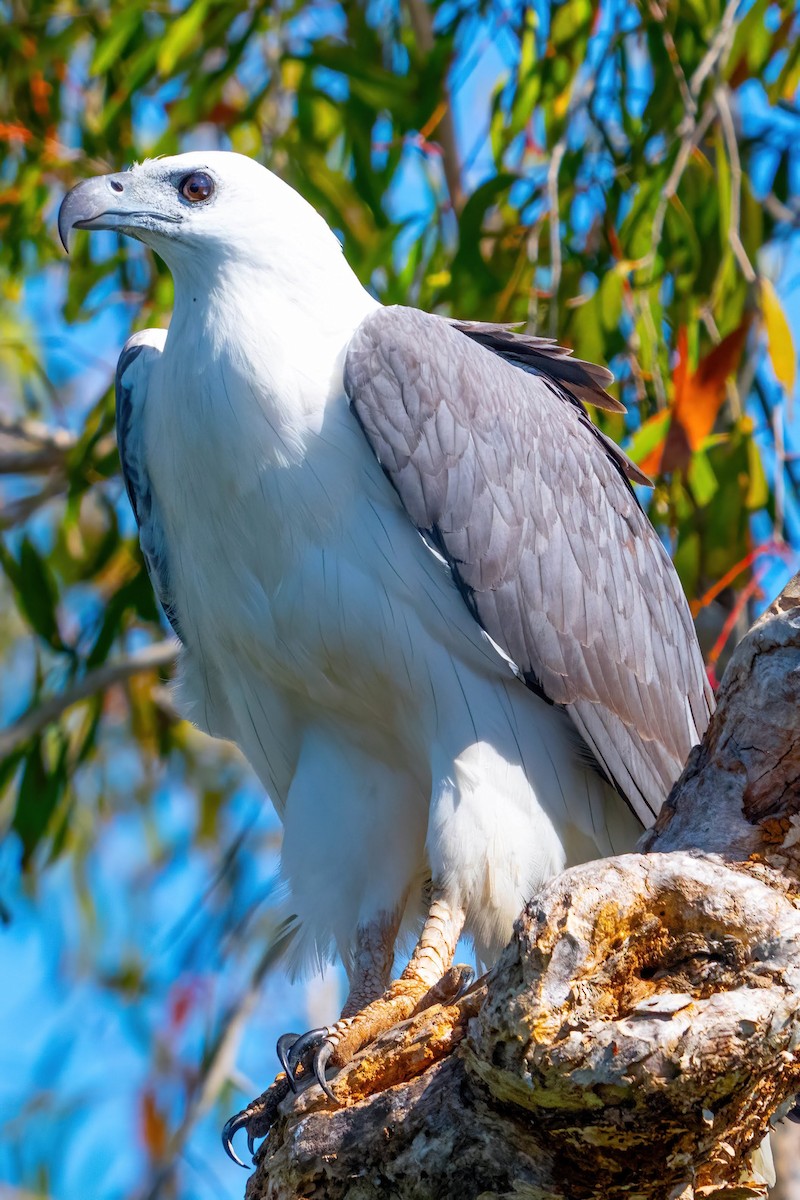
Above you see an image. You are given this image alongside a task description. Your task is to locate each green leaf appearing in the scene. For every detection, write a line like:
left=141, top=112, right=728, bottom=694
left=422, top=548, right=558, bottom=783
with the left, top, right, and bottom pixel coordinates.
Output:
left=0, top=536, right=64, bottom=651
left=451, top=173, right=517, bottom=292
left=20, top=537, right=64, bottom=649
left=626, top=410, right=671, bottom=469
left=157, top=0, right=213, bottom=76
left=90, top=8, right=142, bottom=77
left=12, top=735, right=68, bottom=869
left=745, top=431, right=769, bottom=511
left=687, top=448, right=719, bottom=507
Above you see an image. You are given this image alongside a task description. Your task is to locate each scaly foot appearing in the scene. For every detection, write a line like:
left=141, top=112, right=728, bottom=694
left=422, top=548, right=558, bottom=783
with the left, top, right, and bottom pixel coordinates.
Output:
left=283, top=964, right=475, bottom=1099
left=221, top=964, right=475, bottom=1165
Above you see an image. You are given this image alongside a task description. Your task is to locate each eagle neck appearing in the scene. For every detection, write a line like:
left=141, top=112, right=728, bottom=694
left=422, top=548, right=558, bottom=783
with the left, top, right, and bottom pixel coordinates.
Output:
left=168, top=253, right=378, bottom=408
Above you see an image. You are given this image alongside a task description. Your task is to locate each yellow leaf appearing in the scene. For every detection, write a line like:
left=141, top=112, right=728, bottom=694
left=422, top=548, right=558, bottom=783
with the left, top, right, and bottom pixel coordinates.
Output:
left=761, top=278, right=797, bottom=396
left=553, top=86, right=571, bottom=119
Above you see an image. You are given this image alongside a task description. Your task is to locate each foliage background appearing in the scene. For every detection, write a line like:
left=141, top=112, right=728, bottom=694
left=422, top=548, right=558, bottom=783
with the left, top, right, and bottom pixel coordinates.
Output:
left=0, top=0, right=799, bottom=1196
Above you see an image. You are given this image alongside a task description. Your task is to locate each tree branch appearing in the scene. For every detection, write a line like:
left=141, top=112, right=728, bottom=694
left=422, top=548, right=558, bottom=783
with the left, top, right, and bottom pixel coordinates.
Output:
left=689, top=0, right=742, bottom=100
left=0, top=639, right=178, bottom=759
left=404, top=0, right=464, bottom=213
left=245, top=571, right=800, bottom=1199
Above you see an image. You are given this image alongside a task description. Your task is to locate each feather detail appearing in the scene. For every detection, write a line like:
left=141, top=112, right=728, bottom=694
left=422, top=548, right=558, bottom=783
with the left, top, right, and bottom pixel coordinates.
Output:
left=345, top=305, right=713, bottom=821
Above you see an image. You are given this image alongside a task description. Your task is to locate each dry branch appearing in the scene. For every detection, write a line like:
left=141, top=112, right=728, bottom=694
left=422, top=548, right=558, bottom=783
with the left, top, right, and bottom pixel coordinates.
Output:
left=243, top=572, right=800, bottom=1200
left=0, top=638, right=178, bottom=758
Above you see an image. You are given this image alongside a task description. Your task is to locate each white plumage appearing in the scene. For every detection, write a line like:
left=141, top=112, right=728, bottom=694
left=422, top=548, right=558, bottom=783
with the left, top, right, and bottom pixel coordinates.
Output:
left=58, top=152, right=711, bottom=1130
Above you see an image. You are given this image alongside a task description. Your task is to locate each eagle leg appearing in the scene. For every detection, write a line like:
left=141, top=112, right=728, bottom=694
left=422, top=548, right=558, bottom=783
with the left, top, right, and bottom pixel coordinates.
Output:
left=220, top=894, right=468, bottom=1160
left=281, top=905, right=405, bottom=1090
left=288, top=893, right=469, bottom=1096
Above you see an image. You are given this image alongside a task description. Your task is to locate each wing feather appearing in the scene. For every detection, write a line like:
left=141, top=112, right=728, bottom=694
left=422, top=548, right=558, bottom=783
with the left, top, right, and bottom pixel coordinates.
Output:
left=345, top=306, right=713, bottom=825
left=115, top=329, right=182, bottom=642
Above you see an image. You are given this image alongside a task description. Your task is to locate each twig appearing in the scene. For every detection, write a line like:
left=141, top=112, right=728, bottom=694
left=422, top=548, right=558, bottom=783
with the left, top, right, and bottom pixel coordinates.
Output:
left=404, top=0, right=464, bottom=212
left=0, top=414, right=76, bottom=450
left=0, top=476, right=66, bottom=530
left=648, top=0, right=696, bottom=117
left=646, top=0, right=741, bottom=281
left=0, top=639, right=178, bottom=760
left=0, top=415, right=116, bottom=477
left=705, top=569, right=763, bottom=678
left=0, top=447, right=69, bottom=474
left=714, top=84, right=757, bottom=284
left=648, top=102, right=716, bottom=273
left=763, top=192, right=800, bottom=227
left=774, top=399, right=786, bottom=543
left=689, top=0, right=742, bottom=98
left=546, top=139, right=567, bottom=339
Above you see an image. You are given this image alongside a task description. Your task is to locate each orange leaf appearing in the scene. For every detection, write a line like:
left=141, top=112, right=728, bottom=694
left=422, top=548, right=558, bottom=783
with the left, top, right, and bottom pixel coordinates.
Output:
left=140, top=1088, right=168, bottom=1160
left=30, top=72, right=52, bottom=119
left=689, top=546, right=760, bottom=617
left=677, top=321, right=749, bottom=444
left=659, top=320, right=750, bottom=474
left=0, top=123, right=33, bottom=144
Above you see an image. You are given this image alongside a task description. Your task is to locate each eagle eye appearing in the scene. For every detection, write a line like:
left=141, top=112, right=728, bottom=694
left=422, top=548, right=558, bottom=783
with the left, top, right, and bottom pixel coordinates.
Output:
left=179, top=172, right=214, bottom=203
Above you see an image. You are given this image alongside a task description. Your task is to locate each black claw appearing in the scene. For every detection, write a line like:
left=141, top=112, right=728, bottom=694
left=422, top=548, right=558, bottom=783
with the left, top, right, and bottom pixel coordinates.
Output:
left=276, top=1031, right=302, bottom=1093
left=286, top=1026, right=328, bottom=1081
left=313, top=1040, right=337, bottom=1103
left=221, top=1111, right=252, bottom=1168
left=454, top=966, right=477, bottom=1000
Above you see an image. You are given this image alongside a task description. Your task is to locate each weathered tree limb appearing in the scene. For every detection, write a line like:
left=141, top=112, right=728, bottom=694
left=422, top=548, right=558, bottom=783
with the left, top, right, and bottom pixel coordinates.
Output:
left=245, top=573, right=800, bottom=1200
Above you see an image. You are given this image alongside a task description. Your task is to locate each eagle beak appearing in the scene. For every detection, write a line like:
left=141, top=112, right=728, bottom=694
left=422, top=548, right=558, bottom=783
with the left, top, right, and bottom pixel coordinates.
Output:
left=58, top=174, right=129, bottom=253
left=58, top=173, right=180, bottom=253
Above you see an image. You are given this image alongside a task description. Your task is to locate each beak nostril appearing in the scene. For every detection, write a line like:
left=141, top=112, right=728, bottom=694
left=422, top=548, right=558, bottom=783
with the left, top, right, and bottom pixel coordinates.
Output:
left=110, top=179, right=124, bottom=193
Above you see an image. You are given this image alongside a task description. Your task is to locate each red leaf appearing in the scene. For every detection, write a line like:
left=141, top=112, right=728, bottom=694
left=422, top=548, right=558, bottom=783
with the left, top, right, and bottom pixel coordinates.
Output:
left=168, top=978, right=203, bottom=1032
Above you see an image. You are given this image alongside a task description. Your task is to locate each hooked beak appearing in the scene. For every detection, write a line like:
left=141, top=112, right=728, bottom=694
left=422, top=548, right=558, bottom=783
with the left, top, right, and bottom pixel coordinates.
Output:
left=57, top=173, right=180, bottom=252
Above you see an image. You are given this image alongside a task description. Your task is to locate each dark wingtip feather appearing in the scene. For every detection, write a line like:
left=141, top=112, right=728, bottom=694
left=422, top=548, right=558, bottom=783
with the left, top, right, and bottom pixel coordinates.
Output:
left=451, top=319, right=625, bottom=414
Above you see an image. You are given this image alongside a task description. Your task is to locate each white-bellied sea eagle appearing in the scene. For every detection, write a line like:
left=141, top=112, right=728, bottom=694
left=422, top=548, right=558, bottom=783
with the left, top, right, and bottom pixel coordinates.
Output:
left=58, top=151, right=713, bottom=1163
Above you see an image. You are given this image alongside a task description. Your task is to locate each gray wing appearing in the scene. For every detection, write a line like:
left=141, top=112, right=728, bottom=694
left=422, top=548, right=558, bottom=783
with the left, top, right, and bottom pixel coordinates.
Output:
left=116, top=329, right=182, bottom=642
left=344, top=305, right=714, bottom=826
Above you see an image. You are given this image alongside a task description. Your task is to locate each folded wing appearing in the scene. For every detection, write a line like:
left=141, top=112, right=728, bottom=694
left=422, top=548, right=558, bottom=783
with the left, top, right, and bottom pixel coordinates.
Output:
left=116, top=328, right=182, bottom=642
left=344, top=306, right=713, bottom=825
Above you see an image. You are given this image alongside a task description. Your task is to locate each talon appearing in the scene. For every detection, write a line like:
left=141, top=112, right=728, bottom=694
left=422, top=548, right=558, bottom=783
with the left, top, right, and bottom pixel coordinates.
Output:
left=221, top=1111, right=252, bottom=1168
left=313, top=1039, right=338, bottom=1103
left=276, top=1031, right=302, bottom=1092
left=286, top=1026, right=328, bottom=1082
left=454, top=965, right=476, bottom=1000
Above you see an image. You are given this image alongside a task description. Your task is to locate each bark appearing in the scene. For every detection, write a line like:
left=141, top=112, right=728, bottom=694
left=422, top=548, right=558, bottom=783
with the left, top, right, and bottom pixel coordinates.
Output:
left=246, top=573, right=800, bottom=1200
